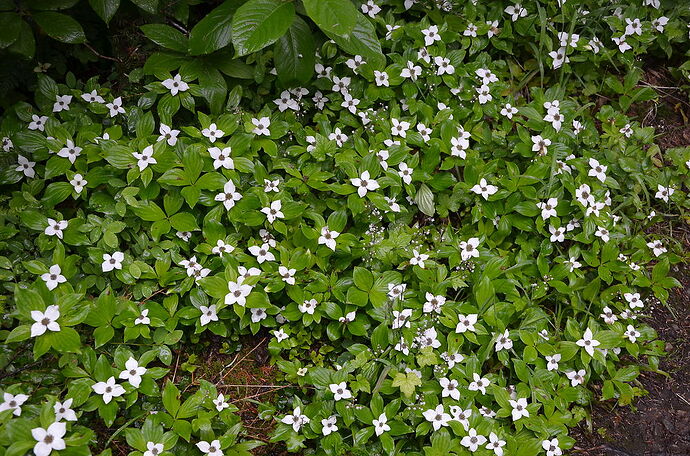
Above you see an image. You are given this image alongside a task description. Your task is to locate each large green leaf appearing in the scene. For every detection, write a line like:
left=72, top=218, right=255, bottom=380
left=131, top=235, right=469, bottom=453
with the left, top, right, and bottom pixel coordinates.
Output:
left=6, top=19, right=34, bottom=58
left=0, top=13, right=21, bottom=48
left=89, top=0, right=120, bottom=24
left=324, top=12, right=385, bottom=68
left=130, top=0, right=158, bottom=14
left=188, top=0, right=241, bottom=55
left=302, top=0, right=357, bottom=37
left=274, top=16, right=315, bottom=86
left=231, top=0, right=295, bottom=56
left=140, top=24, right=188, bottom=53
left=415, top=183, right=435, bottom=216
left=33, top=12, right=86, bottom=44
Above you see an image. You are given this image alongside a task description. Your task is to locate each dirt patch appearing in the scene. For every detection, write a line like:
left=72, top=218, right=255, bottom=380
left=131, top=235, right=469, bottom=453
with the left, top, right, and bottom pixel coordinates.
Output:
left=572, top=264, right=690, bottom=456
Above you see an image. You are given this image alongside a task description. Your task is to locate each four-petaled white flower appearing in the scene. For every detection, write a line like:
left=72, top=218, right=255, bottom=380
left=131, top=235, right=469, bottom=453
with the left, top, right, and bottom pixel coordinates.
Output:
left=41, top=265, right=66, bottom=291
left=440, top=377, right=460, bottom=400
left=576, top=328, right=600, bottom=356
left=624, top=292, right=643, bottom=309
left=456, top=314, right=478, bottom=333
left=321, top=415, right=338, bottom=436
left=372, top=412, right=390, bottom=436
left=392, top=308, right=412, bottom=329
left=281, top=406, right=310, bottom=432
left=298, top=298, right=318, bottom=315
left=423, top=404, right=452, bottom=431
left=213, top=393, right=229, bottom=412
left=202, top=123, right=224, bottom=143
left=196, top=439, right=223, bottom=456
left=566, top=369, right=586, bottom=386
left=655, top=184, right=674, bottom=202
left=531, top=135, right=551, bottom=155
left=57, top=140, right=82, bottom=164
left=252, top=117, right=271, bottom=136
left=69, top=173, right=87, bottom=193
left=45, top=218, right=68, bottom=239
left=486, top=432, right=507, bottom=456
left=459, top=237, right=480, bottom=261
left=53, top=95, right=73, bottom=113
left=471, top=178, right=498, bottom=200
left=215, top=180, right=242, bottom=210
left=16, top=155, right=36, bottom=178
left=225, top=280, right=253, bottom=306
left=329, top=382, right=352, bottom=401
left=92, top=376, right=125, bottom=404
left=647, top=239, right=666, bottom=257
left=545, top=354, right=560, bottom=371
left=102, top=252, right=124, bottom=272
left=409, top=249, right=428, bottom=269
left=543, top=438, right=563, bottom=456
left=54, top=398, right=77, bottom=422
left=249, top=243, right=275, bottom=263
left=208, top=146, right=234, bottom=170
left=495, top=330, right=513, bottom=351
left=468, top=372, right=490, bottom=394
left=461, top=428, right=487, bottom=452
left=261, top=200, right=284, bottom=223
left=199, top=305, right=218, bottom=326
left=106, top=97, right=126, bottom=117
left=32, top=421, right=66, bottom=456
left=509, top=397, right=530, bottom=421
left=624, top=324, right=641, bottom=343
left=29, top=114, right=48, bottom=131
left=143, top=442, right=164, bottom=456
left=537, top=198, right=558, bottom=219
left=0, top=392, right=29, bottom=416
left=318, top=226, right=339, bottom=251
left=119, top=357, right=147, bottom=388
left=398, top=162, right=414, bottom=185
left=158, top=124, right=180, bottom=146
left=374, top=70, right=389, bottom=87
left=351, top=171, right=380, bottom=197
left=162, top=74, right=189, bottom=95
left=133, top=145, right=157, bottom=171
left=588, top=158, right=607, bottom=183
left=400, top=61, right=422, bottom=80
left=82, top=90, right=105, bottom=104
left=422, top=25, right=441, bottom=46
left=31, top=305, right=61, bottom=337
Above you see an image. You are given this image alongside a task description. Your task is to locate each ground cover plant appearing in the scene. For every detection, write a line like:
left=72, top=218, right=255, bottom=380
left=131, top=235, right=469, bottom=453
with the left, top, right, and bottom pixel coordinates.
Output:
left=1, top=0, right=690, bottom=455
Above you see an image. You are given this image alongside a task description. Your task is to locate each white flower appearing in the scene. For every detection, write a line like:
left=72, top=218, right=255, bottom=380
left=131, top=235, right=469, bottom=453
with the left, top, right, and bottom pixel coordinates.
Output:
left=211, top=240, right=233, bottom=257
left=331, top=76, right=350, bottom=94
left=495, top=330, right=513, bottom=351
left=321, top=416, right=338, bottom=436
left=328, top=127, right=348, bottom=147
left=45, top=219, right=68, bottom=239
left=385, top=196, right=401, bottom=213
left=400, top=61, right=422, bottom=80
left=423, top=293, right=445, bottom=314
left=249, top=243, right=275, bottom=264
left=456, top=314, right=478, bottom=333
left=575, top=184, right=594, bottom=207
left=100, top=252, right=124, bottom=272
left=41, top=265, right=66, bottom=291
left=222, top=279, right=252, bottom=308
left=509, top=397, right=530, bottom=421
left=588, top=158, right=607, bottom=183
left=385, top=24, right=401, bottom=39
left=501, top=103, right=518, bottom=119
left=202, top=123, right=224, bottom=143
left=476, top=84, right=492, bottom=104
left=53, top=398, right=77, bottom=422
left=119, top=357, right=147, bottom=388
left=392, top=309, right=412, bottom=329
left=281, top=406, right=310, bottom=432
left=422, top=25, right=441, bottom=46
left=543, top=438, right=563, bottom=456
left=624, top=325, right=641, bottom=343
left=329, top=382, right=352, bottom=401
left=461, top=428, right=487, bottom=452
left=374, top=70, right=389, bottom=87
left=486, top=432, right=506, bottom=456
left=199, top=305, right=218, bottom=326
left=646, top=239, right=666, bottom=257
left=440, top=378, right=460, bottom=400
left=600, top=306, right=618, bottom=325
left=318, top=226, right=339, bottom=251
left=196, top=439, right=223, bottom=456
left=537, top=198, right=558, bottom=219
left=450, top=136, right=469, bottom=158
left=69, top=173, right=87, bottom=194
left=15, top=155, right=36, bottom=179
left=549, top=225, right=565, bottom=243
left=391, top=118, right=410, bottom=138
left=31, top=305, right=61, bottom=337
left=92, top=376, right=125, bottom=404
left=576, top=328, right=600, bottom=356
left=81, top=90, right=105, bottom=104
left=278, top=266, right=296, bottom=285
left=274, top=327, right=289, bottom=342
left=144, top=442, right=164, bottom=456
left=53, top=95, right=72, bottom=113
left=468, top=373, right=490, bottom=394
left=624, top=292, right=643, bottom=309
left=32, top=421, right=66, bottom=456
left=531, top=135, right=551, bottom=155
left=0, top=392, right=29, bottom=416
left=133, top=145, right=157, bottom=171
left=548, top=47, right=569, bottom=69
left=423, top=404, right=451, bottom=431
left=416, top=327, right=441, bottom=349
left=213, top=394, right=230, bottom=412
left=162, top=74, right=189, bottom=95
left=339, top=310, right=357, bottom=324
left=396, top=162, right=413, bottom=185
left=434, top=56, right=454, bottom=75
left=261, top=200, right=284, bottom=224
left=157, top=124, right=179, bottom=146
left=341, top=94, right=360, bottom=114
left=351, top=171, right=380, bottom=197
left=505, top=3, right=527, bottom=21
left=134, top=308, right=150, bottom=326
left=205, top=147, right=234, bottom=171
left=215, top=180, right=242, bottom=210
left=594, top=226, right=610, bottom=243
left=566, top=369, right=586, bottom=386
left=652, top=16, right=668, bottom=33
left=252, top=117, right=271, bottom=136
left=544, top=110, right=564, bottom=131
left=612, top=35, right=632, bottom=53
left=57, top=140, right=82, bottom=164
left=459, top=237, right=480, bottom=261
left=28, top=114, right=48, bottom=131
left=471, top=178, right=498, bottom=200
left=361, top=0, right=381, bottom=17
left=298, top=298, right=318, bottom=315
left=625, top=18, right=642, bottom=36
left=106, top=97, right=125, bottom=117
left=274, top=90, right=299, bottom=112
left=464, top=23, right=478, bottom=37
left=655, top=184, right=674, bottom=202
left=545, top=354, right=560, bottom=371
left=248, top=307, right=266, bottom=323
left=372, top=412, right=390, bottom=436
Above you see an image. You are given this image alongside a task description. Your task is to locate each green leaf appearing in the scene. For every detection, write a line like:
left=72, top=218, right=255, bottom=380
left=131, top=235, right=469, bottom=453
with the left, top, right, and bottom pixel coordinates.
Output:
left=302, top=0, right=357, bottom=37
left=140, top=24, right=188, bottom=53
left=415, top=183, right=435, bottom=216
left=188, top=0, right=239, bottom=55
left=274, top=16, right=315, bottom=86
left=0, top=13, right=21, bottom=48
left=130, top=0, right=158, bottom=14
left=231, top=0, right=295, bottom=56
left=323, top=12, right=385, bottom=68
left=169, top=212, right=199, bottom=232
left=33, top=12, right=86, bottom=44
left=7, top=19, right=35, bottom=58
left=89, top=0, right=120, bottom=24
left=391, top=371, right=421, bottom=398
left=353, top=267, right=373, bottom=291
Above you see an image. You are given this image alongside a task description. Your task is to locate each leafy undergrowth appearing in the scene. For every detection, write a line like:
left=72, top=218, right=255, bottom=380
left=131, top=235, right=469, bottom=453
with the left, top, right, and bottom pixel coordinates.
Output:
left=2, top=1, right=690, bottom=456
